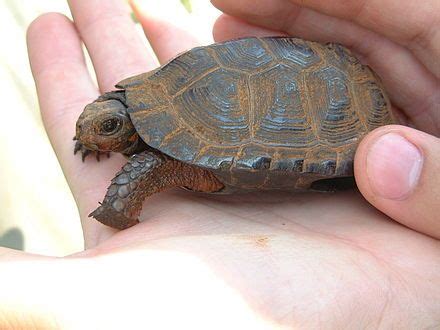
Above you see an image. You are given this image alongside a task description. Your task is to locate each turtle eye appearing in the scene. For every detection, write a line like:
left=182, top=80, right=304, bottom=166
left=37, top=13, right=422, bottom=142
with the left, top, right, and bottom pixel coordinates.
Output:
left=100, top=117, right=122, bottom=135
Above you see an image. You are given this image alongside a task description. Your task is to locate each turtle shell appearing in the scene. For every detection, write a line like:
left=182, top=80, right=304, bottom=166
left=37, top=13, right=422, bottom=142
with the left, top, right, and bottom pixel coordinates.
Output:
left=117, top=37, right=394, bottom=190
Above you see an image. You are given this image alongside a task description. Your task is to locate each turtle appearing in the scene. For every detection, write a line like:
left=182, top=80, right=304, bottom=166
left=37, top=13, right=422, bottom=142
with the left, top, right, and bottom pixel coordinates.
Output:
left=74, top=37, right=395, bottom=230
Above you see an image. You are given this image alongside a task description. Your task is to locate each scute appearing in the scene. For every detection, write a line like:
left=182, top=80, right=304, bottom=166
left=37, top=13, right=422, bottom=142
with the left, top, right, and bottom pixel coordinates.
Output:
left=306, top=66, right=363, bottom=145
left=250, top=63, right=316, bottom=147
left=158, top=129, right=203, bottom=163
left=174, top=68, right=250, bottom=144
left=153, top=47, right=218, bottom=96
left=195, top=146, right=235, bottom=170
left=212, top=38, right=274, bottom=72
left=131, top=110, right=178, bottom=147
left=263, top=37, right=321, bottom=68
left=123, top=37, right=394, bottom=181
left=234, top=144, right=272, bottom=170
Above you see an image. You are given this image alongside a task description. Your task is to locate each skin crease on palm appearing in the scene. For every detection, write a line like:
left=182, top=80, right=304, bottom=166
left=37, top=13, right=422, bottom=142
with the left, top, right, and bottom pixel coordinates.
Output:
left=0, top=0, right=439, bottom=328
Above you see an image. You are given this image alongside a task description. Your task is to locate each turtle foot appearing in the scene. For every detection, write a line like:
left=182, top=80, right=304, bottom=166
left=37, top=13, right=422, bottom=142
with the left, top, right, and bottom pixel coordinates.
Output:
left=89, top=205, right=139, bottom=230
left=73, top=139, right=110, bottom=162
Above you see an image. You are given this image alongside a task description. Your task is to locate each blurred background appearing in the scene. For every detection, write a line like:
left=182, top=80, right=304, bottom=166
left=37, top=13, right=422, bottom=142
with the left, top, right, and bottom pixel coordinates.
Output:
left=0, top=0, right=219, bottom=256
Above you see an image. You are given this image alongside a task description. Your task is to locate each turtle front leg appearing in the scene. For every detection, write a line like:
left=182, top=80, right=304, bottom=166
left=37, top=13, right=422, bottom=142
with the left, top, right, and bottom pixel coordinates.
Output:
left=90, top=151, right=224, bottom=229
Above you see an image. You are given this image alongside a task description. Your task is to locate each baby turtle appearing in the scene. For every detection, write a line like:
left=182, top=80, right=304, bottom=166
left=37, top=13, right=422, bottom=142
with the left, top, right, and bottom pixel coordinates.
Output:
left=75, top=37, right=395, bottom=229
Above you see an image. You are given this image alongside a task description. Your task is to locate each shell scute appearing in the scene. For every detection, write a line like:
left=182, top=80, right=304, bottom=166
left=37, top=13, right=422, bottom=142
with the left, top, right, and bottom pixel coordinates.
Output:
left=303, top=148, right=338, bottom=176
left=159, top=129, right=203, bottom=163
left=196, top=147, right=235, bottom=170
left=153, top=47, right=217, bottom=96
left=212, top=38, right=274, bottom=72
left=250, top=63, right=316, bottom=147
left=271, top=156, right=304, bottom=172
left=126, top=82, right=169, bottom=112
left=173, top=68, right=250, bottom=144
left=132, top=110, right=178, bottom=147
left=263, top=37, right=321, bottom=68
left=234, top=144, right=272, bottom=170
left=306, top=66, right=364, bottom=145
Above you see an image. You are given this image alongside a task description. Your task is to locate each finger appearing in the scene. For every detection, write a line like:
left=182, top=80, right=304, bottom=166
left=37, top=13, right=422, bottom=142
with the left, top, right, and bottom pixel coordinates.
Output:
left=68, top=0, right=156, bottom=92
left=27, top=13, right=97, bottom=153
left=285, top=0, right=440, bottom=78
left=211, top=2, right=440, bottom=136
left=27, top=13, right=118, bottom=247
left=355, top=125, right=440, bottom=239
left=130, top=0, right=216, bottom=63
left=213, top=14, right=286, bottom=40
left=65, top=0, right=164, bottom=244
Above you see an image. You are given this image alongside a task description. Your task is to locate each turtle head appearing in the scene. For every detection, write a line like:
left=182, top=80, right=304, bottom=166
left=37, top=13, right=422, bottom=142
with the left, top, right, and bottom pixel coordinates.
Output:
left=75, top=96, right=140, bottom=155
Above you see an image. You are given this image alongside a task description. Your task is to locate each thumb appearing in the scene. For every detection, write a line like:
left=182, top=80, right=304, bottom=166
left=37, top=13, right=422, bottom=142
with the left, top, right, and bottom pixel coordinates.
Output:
left=355, top=125, right=440, bottom=239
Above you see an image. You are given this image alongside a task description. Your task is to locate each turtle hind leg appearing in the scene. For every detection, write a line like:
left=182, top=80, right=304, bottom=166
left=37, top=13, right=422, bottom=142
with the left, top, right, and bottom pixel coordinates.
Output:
left=90, top=151, right=224, bottom=230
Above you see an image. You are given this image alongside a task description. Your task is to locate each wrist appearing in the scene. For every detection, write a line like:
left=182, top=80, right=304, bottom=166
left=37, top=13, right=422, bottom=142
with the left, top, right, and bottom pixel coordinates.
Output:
left=0, top=249, right=277, bottom=329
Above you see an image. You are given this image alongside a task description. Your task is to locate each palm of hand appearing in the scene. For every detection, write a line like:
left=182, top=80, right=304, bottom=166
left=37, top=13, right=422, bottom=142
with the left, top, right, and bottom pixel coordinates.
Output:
left=82, top=188, right=439, bottom=326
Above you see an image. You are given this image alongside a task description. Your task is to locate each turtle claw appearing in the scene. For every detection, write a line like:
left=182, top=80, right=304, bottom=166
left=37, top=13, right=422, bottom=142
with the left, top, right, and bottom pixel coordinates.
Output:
left=74, top=140, right=110, bottom=162
left=95, top=152, right=111, bottom=162
left=90, top=204, right=139, bottom=230
left=73, top=140, right=92, bottom=162
left=73, top=140, right=82, bottom=154
left=81, top=148, right=92, bottom=161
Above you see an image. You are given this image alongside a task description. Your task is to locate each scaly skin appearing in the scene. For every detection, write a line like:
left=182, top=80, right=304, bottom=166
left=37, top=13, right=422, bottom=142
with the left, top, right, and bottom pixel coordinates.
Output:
left=90, top=150, right=224, bottom=229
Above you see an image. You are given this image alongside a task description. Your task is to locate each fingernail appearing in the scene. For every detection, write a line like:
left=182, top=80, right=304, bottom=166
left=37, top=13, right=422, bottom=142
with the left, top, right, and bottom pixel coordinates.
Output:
left=367, top=133, right=423, bottom=200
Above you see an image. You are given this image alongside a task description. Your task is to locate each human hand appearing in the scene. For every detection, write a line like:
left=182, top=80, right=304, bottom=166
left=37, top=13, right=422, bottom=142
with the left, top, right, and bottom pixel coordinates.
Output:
left=212, top=0, right=440, bottom=239
left=1, top=0, right=439, bottom=328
